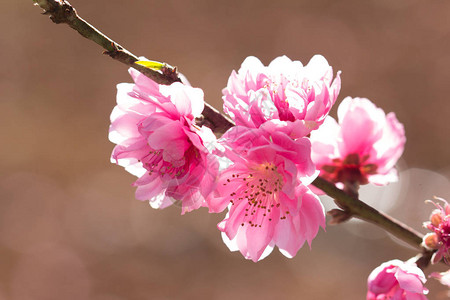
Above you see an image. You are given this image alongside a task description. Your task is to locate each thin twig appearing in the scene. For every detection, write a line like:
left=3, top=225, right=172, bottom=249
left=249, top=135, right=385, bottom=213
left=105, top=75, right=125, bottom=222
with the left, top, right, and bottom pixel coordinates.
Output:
left=33, top=0, right=431, bottom=259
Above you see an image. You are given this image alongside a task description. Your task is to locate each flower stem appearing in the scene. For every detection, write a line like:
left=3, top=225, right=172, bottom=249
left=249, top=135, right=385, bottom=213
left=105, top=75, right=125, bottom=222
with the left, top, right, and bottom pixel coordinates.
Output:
left=33, top=0, right=430, bottom=256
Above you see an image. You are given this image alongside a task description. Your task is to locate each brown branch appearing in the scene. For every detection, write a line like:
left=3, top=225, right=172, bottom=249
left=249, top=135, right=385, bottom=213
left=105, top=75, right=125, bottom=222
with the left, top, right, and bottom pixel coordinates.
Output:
left=34, top=0, right=179, bottom=85
left=200, top=104, right=234, bottom=135
left=34, top=0, right=234, bottom=134
left=34, top=0, right=432, bottom=261
left=312, top=177, right=425, bottom=249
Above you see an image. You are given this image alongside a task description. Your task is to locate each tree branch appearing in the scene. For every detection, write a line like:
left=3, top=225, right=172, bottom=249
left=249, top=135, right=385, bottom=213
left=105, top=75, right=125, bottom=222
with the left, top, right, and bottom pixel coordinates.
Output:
left=34, top=0, right=179, bottom=85
left=312, top=177, right=425, bottom=249
left=34, top=0, right=234, bottom=132
left=33, top=0, right=430, bottom=258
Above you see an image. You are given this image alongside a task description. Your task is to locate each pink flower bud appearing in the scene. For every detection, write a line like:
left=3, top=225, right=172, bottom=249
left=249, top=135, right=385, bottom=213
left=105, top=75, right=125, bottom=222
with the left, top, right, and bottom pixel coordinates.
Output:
left=430, top=210, right=443, bottom=227
left=423, top=198, right=450, bottom=264
left=422, top=233, right=439, bottom=250
left=367, top=260, right=428, bottom=300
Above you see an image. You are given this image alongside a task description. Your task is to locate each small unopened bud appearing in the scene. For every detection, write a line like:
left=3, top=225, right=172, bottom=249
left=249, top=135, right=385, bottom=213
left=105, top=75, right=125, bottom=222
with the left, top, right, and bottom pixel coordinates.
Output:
left=422, top=232, right=439, bottom=250
left=430, top=211, right=443, bottom=227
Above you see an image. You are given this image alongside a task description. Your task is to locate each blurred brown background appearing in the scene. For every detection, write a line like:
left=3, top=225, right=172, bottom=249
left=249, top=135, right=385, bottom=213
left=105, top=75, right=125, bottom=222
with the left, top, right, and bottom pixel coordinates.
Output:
left=2, top=0, right=450, bottom=299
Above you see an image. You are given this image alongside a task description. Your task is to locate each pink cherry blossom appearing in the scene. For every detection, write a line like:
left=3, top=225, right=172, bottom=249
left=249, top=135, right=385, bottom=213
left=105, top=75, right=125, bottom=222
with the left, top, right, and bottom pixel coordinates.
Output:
left=109, top=68, right=218, bottom=214
left=222, top=55, right=341, bottom=138
left=207, top=126, right=325, bottom=262
left=310, top=97, right=406, bottom=186
left=422, top=197, right=450, bottom=264
left=367, top=259, right=428, bottom=300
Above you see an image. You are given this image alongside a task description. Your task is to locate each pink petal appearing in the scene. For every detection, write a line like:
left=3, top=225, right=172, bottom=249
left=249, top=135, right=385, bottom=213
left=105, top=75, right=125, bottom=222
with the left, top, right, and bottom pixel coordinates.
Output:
left=169, top=82, right=204, bottom=117
left=245, top=208, right=279, bottom=262
left=338, top=98, right=383, bottom=155
left=395, top=269, right=425, bottom=294
left=274, top=213, right=305, bottom=258
left=298, top=189, right=326, bottom=245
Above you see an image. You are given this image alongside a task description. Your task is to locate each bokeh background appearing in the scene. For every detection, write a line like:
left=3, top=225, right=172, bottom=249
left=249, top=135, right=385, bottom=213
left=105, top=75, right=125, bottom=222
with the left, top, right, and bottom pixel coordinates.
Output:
left=2, top=0, right=450, bottom=299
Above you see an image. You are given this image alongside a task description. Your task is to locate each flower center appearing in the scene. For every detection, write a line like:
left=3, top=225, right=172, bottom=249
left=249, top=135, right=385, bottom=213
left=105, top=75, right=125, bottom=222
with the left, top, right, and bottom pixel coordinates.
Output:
left=321, top=153, right=378, bottom=185
left=225, top=162, right=290, bottom=227
left=140, top=146, right=198, bottom=179
left=263, top=79, right=295, bottom=122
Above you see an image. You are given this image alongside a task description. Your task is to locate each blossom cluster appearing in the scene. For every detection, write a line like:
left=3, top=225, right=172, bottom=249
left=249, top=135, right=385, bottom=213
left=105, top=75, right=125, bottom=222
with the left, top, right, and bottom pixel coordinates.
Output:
left=109, top=55, right=406, bottom=265
left=422, top=197, right=450, bottom=264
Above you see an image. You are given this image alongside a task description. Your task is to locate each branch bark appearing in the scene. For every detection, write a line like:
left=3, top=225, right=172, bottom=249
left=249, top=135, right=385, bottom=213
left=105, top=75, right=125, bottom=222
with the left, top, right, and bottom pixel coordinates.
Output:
left=33, top=0, right=430, bottom=257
